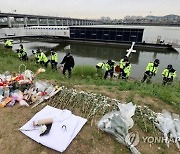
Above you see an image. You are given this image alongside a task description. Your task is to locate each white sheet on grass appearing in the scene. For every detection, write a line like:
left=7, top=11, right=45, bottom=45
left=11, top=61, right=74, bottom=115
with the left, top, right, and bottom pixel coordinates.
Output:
left=20, top=105, right=87, bottom=152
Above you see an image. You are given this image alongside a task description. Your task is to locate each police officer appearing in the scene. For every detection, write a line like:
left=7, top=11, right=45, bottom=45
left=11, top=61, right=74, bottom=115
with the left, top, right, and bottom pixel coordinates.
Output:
left=104, top=60, right=116, bottom=79
left=119, top=56, right=131, bottom=80
left=96, top=62, right=105, bottom=77
left=50, top=49, right=58, bottom=70
left=119, top=56, right=129, bottom=70
left=141, top=59, right=160, bottom=83
left=38, top=50, right=49, bottom=68
left=4, top=39, right=13, bottom=48
left=162, top=64, right=176, bottom=85
left=60, top=52, right=75, bottom=78
left=16, top=49, right=22, bottom=60
left=32, top=49, right=41, bottom=63
left=119, top=61, right=131, bottom=80
left=19, top=44, right=28, bottom=61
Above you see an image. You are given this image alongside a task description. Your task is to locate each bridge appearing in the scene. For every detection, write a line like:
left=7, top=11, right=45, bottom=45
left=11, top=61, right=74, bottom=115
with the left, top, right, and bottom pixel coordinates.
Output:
left=0, top=13, right=99, bottom=28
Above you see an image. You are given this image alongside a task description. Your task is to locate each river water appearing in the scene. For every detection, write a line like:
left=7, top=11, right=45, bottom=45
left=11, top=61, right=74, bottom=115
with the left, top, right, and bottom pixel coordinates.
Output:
left=12, top=25, right=180, bottom=81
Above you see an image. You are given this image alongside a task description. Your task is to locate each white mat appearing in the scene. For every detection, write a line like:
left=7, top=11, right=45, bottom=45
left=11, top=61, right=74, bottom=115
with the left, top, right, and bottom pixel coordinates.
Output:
left=20, top=105, right=87, bottom=152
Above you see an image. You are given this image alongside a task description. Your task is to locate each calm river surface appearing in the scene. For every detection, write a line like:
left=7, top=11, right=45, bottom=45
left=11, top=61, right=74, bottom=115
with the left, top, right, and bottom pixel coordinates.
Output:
left=12, top=25, right=180, bottom=81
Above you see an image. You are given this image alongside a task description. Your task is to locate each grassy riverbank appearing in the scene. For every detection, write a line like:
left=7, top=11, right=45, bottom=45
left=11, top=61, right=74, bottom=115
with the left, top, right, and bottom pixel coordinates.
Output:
left=0, top=45, right=180, bottom=154
left=0, top=45, right=179, bottom=112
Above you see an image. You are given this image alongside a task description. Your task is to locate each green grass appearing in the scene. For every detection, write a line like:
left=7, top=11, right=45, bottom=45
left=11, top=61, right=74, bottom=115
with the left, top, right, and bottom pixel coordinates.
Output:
left=0, top=45, right=180, bottom=112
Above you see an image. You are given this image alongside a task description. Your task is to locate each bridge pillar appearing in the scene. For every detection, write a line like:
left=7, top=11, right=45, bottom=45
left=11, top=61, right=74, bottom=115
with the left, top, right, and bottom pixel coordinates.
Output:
left=66, top=19, right=69, bottom=26
left=75, top=20, right=77, bottom=25
left=7, top=16, right=12, bottom=28
left=56, top=19, right=60, bottom=26
left=60, top=19, right=62, bottom=26
left=46, top=18, right=49, bottom=26
left=71, top=20, right=73, bottom=26
left=37, top=18, right=40, bottom=26
left=55, top=19, right=57, bottom=26
left=24, top=17, right=28, bottom=27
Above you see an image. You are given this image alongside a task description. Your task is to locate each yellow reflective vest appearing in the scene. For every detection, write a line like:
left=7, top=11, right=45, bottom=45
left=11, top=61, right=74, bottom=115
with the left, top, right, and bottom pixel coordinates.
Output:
left=105, top=61, right=116, bottom=71
left=5, top=40, right=12, bottom=47
left=120, top=59, right=126, bottom=69
left=34, top=51, right=40, bottom=62
left=18, top=52, right=22, bottom=58
left=105, top=63, right=110, bottom=71
left=124, top=64, right=131, bottom=77
left=96, top=62, right=105, bottom=69
left=38, top=52, right=48, bottom=63
left=162, top=68, right=176, bottom=79
left=51, top=53, right=58, bottom=62
left=20, top=48, right=27, bottom=56
left=145, top=62, right=158, bottom=74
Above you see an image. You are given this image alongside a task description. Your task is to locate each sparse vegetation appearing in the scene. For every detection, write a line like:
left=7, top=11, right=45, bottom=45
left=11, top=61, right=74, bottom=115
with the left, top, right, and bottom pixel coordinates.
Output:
left=0, top=44, right=179, bottom=154
left=0, top=45, right=180, bottom=112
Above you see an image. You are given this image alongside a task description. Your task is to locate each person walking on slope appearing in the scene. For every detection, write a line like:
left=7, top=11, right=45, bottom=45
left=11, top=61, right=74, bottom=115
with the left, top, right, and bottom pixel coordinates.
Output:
left=141, top=59, right=160, bottom=83
left=119, top=56, right=131, bottom=80
left=38, top=50, right=49, bottom=68
left=60, top=52, right=75, bottom=78
left=50, top=49, right=58, bottom=70
left=162, top=64, right=176, bottom=85
left=104, top=60, right=116, bottom=79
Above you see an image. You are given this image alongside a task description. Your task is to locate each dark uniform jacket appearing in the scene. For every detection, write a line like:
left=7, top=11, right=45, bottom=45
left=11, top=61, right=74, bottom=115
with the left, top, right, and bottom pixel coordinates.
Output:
left=60, top=54, right=75, bottom=68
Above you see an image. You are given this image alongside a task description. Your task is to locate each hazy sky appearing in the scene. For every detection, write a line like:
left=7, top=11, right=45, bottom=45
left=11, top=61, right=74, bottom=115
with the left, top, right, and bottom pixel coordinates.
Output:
left=0, top=0, right=180, bottom=19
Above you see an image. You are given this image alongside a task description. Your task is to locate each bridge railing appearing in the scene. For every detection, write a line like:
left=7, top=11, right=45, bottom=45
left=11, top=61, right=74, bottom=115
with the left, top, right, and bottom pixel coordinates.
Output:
left=0, top=26, right=70, bottom=39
